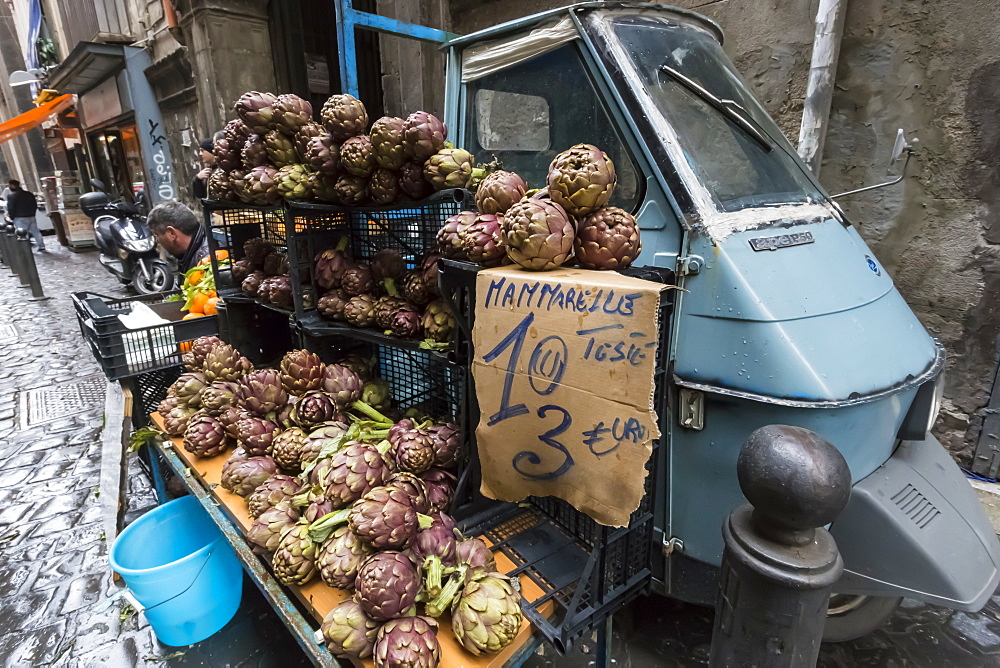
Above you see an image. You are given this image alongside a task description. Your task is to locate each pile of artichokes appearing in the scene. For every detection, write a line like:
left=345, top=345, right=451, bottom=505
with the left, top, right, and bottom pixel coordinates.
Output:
left=231, top=237, right=295, bottom=309
left=211, top=89, right=482, bottom=208
left=156, top=336, right=518, bottom=666
left=437, top=144, right=642, bottom=272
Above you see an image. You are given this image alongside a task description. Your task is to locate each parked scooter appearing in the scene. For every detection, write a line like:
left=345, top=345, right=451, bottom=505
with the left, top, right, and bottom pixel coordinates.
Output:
left=80, top=180, right=173, bottom=294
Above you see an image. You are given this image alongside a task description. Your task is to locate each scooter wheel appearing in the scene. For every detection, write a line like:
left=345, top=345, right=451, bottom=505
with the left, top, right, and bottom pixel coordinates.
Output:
left=823, top=594, right=902, bottom=642
left=131, top=262, right=174, bottom=295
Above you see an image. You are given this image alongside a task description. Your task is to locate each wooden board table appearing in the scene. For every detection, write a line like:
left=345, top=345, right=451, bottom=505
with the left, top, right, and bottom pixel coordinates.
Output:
left=149, top=413, right=547, bottom=667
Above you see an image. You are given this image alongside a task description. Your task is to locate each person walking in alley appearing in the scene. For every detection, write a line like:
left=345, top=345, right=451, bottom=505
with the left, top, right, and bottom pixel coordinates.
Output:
left=192, top=137, right=217, bottom=200
left=5, top=179, right=45, bottom=252
left=147, top=200, right=209, bottom=274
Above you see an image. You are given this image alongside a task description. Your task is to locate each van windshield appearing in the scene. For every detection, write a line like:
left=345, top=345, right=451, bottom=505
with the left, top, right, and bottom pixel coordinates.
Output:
left=594, top=13, right=825, bottom=215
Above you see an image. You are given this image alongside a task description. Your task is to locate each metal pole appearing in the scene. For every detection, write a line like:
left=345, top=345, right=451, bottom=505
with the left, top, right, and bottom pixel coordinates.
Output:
left=797, top=0, right=849, bottom=176
left=0, top=222, right=9, bottom=267
left=709, top=425, right=851, bottom=667
left=15, top=228, right=48, bottom=299
left=4, top=223, right=20, bottom=277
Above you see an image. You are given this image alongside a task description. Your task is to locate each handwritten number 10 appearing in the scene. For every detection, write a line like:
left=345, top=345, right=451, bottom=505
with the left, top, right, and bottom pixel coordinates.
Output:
left=482, top=312, right=534, bottom=426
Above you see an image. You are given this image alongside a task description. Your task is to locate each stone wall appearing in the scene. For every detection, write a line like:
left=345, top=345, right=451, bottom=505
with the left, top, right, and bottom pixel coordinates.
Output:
left=446, top=0, right=1000, bottom=466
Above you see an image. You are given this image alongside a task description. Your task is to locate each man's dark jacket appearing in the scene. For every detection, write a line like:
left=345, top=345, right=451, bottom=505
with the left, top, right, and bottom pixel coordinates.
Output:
left=178, top=225, right=210, bottom=274
left=6, top=189, right=36, bottom=218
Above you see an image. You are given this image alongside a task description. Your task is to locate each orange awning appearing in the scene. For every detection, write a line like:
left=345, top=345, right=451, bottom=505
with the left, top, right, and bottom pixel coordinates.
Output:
left=0, top=94, right=74, bottom=144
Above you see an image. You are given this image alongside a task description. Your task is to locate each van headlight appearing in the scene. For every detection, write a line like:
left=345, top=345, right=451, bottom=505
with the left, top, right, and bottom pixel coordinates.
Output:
left=897, top=371, right=946, bottom=441
left=121, top=237, right=155, bottom=253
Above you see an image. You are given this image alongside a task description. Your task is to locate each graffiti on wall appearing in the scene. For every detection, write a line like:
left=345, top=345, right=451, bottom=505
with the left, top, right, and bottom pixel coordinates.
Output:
left=147, top=119, right=175, bottom=201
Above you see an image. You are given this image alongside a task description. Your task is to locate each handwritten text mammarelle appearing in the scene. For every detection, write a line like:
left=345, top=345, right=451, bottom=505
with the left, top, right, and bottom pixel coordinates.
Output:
left=482, top=275, right=645, bottom=317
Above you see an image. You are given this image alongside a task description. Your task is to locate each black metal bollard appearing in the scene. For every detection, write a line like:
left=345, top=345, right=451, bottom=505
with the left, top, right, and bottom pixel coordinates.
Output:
left=0, top=223, right=9, bottom=268
left=709, top=425, right=851, bottom=667
left=14, top=228, right=47, bottom=299
left=5, top=223, right=25, bottom=280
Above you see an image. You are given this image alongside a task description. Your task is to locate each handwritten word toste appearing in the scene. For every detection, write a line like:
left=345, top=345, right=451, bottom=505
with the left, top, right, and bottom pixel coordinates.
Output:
left=483, top=276, right=644, bottom=317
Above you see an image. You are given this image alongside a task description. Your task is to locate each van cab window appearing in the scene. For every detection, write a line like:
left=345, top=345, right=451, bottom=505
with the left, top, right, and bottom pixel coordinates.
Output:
left=464, top=43, right=642, bottom=213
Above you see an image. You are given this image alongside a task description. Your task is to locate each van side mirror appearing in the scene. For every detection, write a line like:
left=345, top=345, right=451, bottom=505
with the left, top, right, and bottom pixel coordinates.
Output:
left=831, top=128, right=916, bottom=200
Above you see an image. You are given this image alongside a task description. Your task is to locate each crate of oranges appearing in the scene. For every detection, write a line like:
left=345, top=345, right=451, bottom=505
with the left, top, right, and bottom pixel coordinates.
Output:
left=177, top=251, right=230, bottom=320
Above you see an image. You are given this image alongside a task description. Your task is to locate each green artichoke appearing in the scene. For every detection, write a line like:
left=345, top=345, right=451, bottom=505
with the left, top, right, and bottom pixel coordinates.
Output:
left=321, top=94, right=368, bottom=142
left=371, top=248, right=406, bottom=284
left=375, top=616, right=441, bottom=668
left=236, top=369, right=289, bottom=416
left=271, top=426, right=309, bottom=474
left=162, top=405, right=196, bottom=437
left=398, top=161, right=433, bottom=201
left=369, top=168, right=400, bottom=206
left=321, top=599, right=379, bottom=660
left=276, top=163, right=315, bottom=200
left=340, top=135, right=375, bottom=178
left=402, top=111, right=447, bottom=162
left=247, top=501, right=299, bottom=550
left=436, top=210, right=477, bottom=259
left=547, top=143, right=616, bottom=217
left=182, top=413, right=229, bottom=458
left=337, top=353, right=376, bottom=382
left=421, top=299, right=455, bottom=344
left=272, top=520, right=319, bottom=585
left=203, top=345, right=254, bottom=383
left=318, top=289, right=350, bottom=320
left=355, top=551, right=421, bottom=620
left=344, top=294, right=377, bottom=328
left=451, top=570, right=522, bottom=655
left=424, top=148, right=476, bottom=190
left=370, top=116, right=407, bottom=170
left=248, top=474, right=302, bottom=519
left=361, top=378, right=391, bottom=412
left=244, top=165, right=281, bottom=206
left=279, top=349, right=325, bottom=395
left=306, top=171, right=339, bottom=202
left=168, top=371, right=209, bottom=408
left=263, top=129, right=300, bottom=167
left=241, top=134, right=270, bottom=168
left=501, top=197, right=574, bottom=271
left=318, top=524, right=375, bottom=590
left=235, top=90, right=278, bottom=134
left=334, top=174, right=368, bottom=205
left=463, top=214, right=505, bottom=267
left=574, top=206, right=641, bottom=270
left=476, top=170, right=528, bottom=216
left=402, top=272, right=433, bottom=307
left=272, top=93, right=313, bottom=136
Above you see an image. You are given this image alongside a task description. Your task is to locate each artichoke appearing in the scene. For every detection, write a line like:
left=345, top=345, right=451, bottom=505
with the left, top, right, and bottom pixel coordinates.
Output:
left=272, top=93, right=313, bottom=136
left=236, top=369, right=289, bottom=416
left=421, top=300, right=455, bottom=344
left=371, top=248, right=406, bottom=284
left=272, top=520, right=319, bottom=585
left=232, top=259, right=253, bottom=284
left=420, top=253, right=442, bottom=294
left=355, top=551, right=421, bottom=621
left=183, top=413, right=229, bottom=458
left=321, top=599, right=379, bottom=660
left=574, top=206, right=642, bottom=270
left=402, top=272, right=433, bottom=307
left=303, top=420, right=351, bottom=464
left=318, top=524, right=375, bottom=590
left=369, top=168, right=400, bottom=206
left=229, top=169, right=252, bottom=203
left=337, top=353, right=376, bottom=382
left=341, top=265, right=374, bottom=297
left=385, top=471, right=430, bottom=515
left=263, top=129, right=300, bottom=167
left=169, top=371, right=209, bottom=408
left=306, top=171, right=339, bottom=202
left=321, top=364, right=364, bottom=406
left=452, top=570, right=522, bottom=655
left=427, top=423, right=461, bottom=468
left=455, top=539, right=497, bottom=571
left=260, top=275, right=293, bottom=309
left=276, top=163, right=314, bottom=201
left=424, top=148, right=475, bottom=190
left=157, top=396, right=178, bottom=415
left=182, top=336, right=224, bottom=371
left=391, top=427, right=435, bottom=474
left=344, top=294, right=377, bottom=328
left=398, top=161, right=433, bottom=201
left=207, top=169, right=234, bottom=201
left=402, top=111, right=447, bottom=162
left=235, top=90, right=278, bottom=134
left=370, top=116, right=408, bottom=171
left=203, top=345, right=253, bottom=383
left=390, top=304, right=423, bottom=339
left=334, top=174, right=368, bottom=205
left=162, top=406, right=196, bottom=436
left=263, top=249, right=289, bottom=276
left=242, top=165, right=280, bottom=206
left=463, top=214, right=505, bottom=267
left=218, top=405, right=248, bottom=442
left=321, top=94, right=368, bottom=142
left=236, top=415, right=280, bottom=456
left=373, top=295, right=408, bottom=331
left=248, top=474, right=302, bottom=519
left=388, top=419, right=416, bottom=443
left=305, top=495, right=336, bottom=523
left=244, top=237, right=276, bottom=269
left=271, top=427, right=309, bottom=474
left=212, top=136, right=242, bottom=172
left=279, top=349, right=325, bottom=395
left=411, top=514, right=458, bottom=601
left=326, top=441, right=394, bottom=507
left=291, top=390, right=340, bottom=430
left=501, top=197, right=574, bottom=271
left=436, top=210, right=477, bottom=259
left=221, top=454, right=278, bottom=497
left=476, top=170, right=528, bottom=216
left=339, top=135, right=376, bottom=178
left=420, top=468, right=457, bottom=513
left=318, top=289, right=350, bottom=320
left=302, top=135, right=340, bottom=176
left=349, top=485, right=419, bottom=550
left=224, top=118, right=254, bottom=147
left=242, top=271, right=266, bottom=296
left=375, top=616, right=441, bottom=668
left=199, top=381, right=239, bottom=415
left=547, top=143, right=616, bottom=217
left=293, top=121, right=327, bottom=160
left=241, top=134, right=270, bottom=168
left=247, top=501, right=299, bottom=551
left=361, top=379, right=391, bottom=412
left=314, top=243, right=353, bottom=291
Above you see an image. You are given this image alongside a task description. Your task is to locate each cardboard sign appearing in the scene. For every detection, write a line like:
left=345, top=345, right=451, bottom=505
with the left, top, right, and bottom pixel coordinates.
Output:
left=472, top=266, right=664, bottom=527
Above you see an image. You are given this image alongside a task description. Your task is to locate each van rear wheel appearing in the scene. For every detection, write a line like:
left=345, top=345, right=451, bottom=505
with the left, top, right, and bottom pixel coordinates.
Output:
left=823, top=594, right=902, bottom=642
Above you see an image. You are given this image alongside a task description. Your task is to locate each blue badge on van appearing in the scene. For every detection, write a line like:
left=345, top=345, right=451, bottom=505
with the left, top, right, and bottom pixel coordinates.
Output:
left=866, top=255, right=881, bottom=276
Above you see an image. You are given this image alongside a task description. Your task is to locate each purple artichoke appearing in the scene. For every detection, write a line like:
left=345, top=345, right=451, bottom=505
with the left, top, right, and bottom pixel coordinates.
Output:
left=321, top=94, right=368, bottom=142
left=373, top=296, right=408, bottom=331
left=200, top=381, right=239, bottom=415
left=318, top=524, right=375, bottom=590
left=428, top=422, right=461, bottom=468
left=341, top=265, right=374, bottom=297
left=293, top=121, right=327, bottom=161
left=203, top=344, right=254, bottom=383
left=271, top=427, right=309, bottom=474
left=398, top=161, right=433, bottom=201
left=349, top=485, right=419, bottom=550
left=235, top=91, right=278, bottom=134
left=182, top=413, right=229, bottom=458
left=370, top=116, right=408, bottom=170
left=272, top=94, right=313, bottom=136
left=236, top=415, right=280, bottom=456
left=236, top=369, right=289, bottom=417
left=501, top=197, right=575, bottom=271
left=547, top=143, right=617, bottom=217
left=241, top=135, right=270, bottom=169
left=339, top=135, right=375, bottom=178
left=371, top=248, right=406, bottom=284
left=420, top=468, right=457, bottom=513
left=248, top=474, right=302, bottom=519
left=402, top=111, right=447, bottom=162
left=217, top=405, right=247, bottom=442
left=221, top=454, right=278, bottom=497
left=321, top=364, right=364, bottom=406
left=245, top=165, right=281, bottom=206
left=437, top=211, right=477, bottom=259
left=390, top=428, right=435, bottom=474
left=278, top=349, right=325, bottom=395
left=168, top=371, right=209, bottom=408
left=305, top=421, right=352, bottom=465
left=476, top=170, right=528, bottom=216
left=375, top=616, right=441, bottom=668
left=574, top=206, right=641, bottom=270
left=242, top=271, right=266, bottom=297
left=463, top=214, right=506, bottom=267
left=334, top=174, right=368, bottom=205
left=162, top=406, right=195, bottom=437
left=326, top=441, right=394, bottom=508
left=344, top=294, right=377, bottom=328
left=247, top=501, right=299, bottom=551
left=321, top=599, right=379, bottom=660
left=369, top=168, right=400, bottom=206
left=455, top=538, right=497, bottom=571
left=212, top=136, right=242, bottom=172
left=402, top=272, right=433, bottom=307
left=386, top=471, right=431, bottom=514
left=314, top=242, right=353, bottom=291
left=390, top=304, right=423, bottom=339
left=291, top=390, right=340, bottom=430
left=182, top=336, right=224, bottom=371
left=355, top=551, right=421, bottom=621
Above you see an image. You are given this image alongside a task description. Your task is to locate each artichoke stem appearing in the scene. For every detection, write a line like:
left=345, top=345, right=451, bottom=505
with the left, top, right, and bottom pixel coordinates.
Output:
left=383, top=278, right=398, bottom=297
left=417, top=513, right=434, bottom=530
left=375, top=439, right=393, bottom=456
left=426, top=566, right=466, bottom=617
left=335, top=236, right=349, bottom=253
left=350, top=400, right=392, bottom=425
left=307, top=507, right=350, bottom=543
left=424, top=555, right=444, bottom=597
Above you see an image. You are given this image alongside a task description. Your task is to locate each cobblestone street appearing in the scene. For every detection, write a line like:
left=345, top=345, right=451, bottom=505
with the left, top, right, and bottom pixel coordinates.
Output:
left=1, top=241, right=999, bottom=667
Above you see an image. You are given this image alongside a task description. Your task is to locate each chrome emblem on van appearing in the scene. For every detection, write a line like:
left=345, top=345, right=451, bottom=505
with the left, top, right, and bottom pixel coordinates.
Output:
left=748, top=231, right=815, bottom=252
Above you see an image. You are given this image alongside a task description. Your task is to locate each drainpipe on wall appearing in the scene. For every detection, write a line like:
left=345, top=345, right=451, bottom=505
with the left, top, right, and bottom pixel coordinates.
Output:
left=163, top=0, right=185, bottom=45
left=797, top=0, right=848, bottom=178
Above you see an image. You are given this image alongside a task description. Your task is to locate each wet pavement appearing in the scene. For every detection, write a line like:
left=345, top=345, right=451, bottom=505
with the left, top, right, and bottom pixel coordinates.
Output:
left=2, top=238, right=1000, bottom=667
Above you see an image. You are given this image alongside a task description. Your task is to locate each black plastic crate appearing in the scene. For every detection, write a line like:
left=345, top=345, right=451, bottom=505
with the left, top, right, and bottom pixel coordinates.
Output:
left=202, top=199, right=287, bottom=296
left=285, top=190, right=473, bottom=352
left=73, top=291, right=218, bottom=381
left=125, top=365, right=184, bottom=427
left=217, top=297, right=295, bottom=368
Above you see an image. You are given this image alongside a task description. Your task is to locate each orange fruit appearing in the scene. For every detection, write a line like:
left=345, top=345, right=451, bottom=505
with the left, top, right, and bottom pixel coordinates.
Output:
left=203, top=297, right=220, bottom=316
left=182, top=312, right=204, bottom=320
left=186, top=270, right=205, bottom=286
left=215, top=250, right=230, bottom=261
left=199, top=256, right=211, bottom=265
left=190, top=292, right=210, bottom=314
left=179, top=340, right=193, bottom=352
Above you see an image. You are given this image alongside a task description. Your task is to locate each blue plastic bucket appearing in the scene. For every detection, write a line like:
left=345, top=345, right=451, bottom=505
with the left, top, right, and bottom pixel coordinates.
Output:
left=109, top=495, right=243, bottom=645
